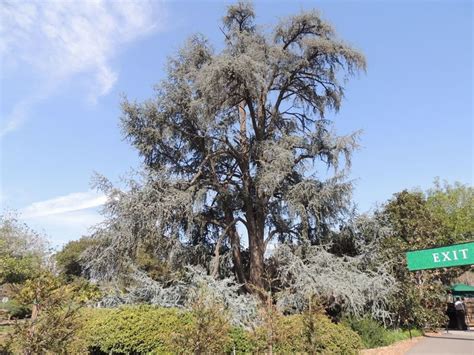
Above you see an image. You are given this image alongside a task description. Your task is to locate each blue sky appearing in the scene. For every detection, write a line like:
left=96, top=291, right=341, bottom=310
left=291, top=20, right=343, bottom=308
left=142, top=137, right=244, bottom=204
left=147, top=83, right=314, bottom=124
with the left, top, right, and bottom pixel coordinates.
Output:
left=1, top=0, right=472, bottom=247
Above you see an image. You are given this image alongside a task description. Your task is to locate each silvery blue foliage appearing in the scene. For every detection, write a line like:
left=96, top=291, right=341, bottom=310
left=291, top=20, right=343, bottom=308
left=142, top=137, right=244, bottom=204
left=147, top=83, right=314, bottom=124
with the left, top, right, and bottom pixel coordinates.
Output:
left=273, top=243, right=397, bottom=322
left=111, top=0, right=366, bottom=288
left=184, top=266, right=260, bottom=327
left=97, top=266, right=259, bottom=327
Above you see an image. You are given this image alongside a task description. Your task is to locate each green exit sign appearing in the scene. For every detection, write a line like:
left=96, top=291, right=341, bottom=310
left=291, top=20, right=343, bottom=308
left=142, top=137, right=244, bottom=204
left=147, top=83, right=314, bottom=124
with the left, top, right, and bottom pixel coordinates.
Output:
left=406, top=241, right=474, bottom=271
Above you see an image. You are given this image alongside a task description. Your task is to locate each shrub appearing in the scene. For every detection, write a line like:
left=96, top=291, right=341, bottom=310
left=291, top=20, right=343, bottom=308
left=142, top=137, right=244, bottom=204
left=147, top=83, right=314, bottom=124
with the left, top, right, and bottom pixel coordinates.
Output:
left=344, top=317, right=387, bottom=348
left=10, top=273, right=87, bottom=355
left=308, top=315, right=362, bottom=354
left=254, top=313, right=363, bottom=354
left=72, top=304, right=230, bottom=354
left=72, top=306, right=194, bottom=354
left=14, top=305, right=81, bottom=355
left=344, top=316, right=424, bottom=349
left=172, top=287, right=231, bottom=353
left=225, top=327, right=257, bottom=353
left=73, top=287, right=233, bottom=354
left=0, top=300, right=30, bottom=319
left=71, top=305, right=362, bottom=354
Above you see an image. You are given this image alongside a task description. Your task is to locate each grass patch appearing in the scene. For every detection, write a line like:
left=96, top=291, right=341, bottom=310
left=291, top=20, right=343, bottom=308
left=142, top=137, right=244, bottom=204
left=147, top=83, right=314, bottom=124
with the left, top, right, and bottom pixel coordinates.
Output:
left=344, top=317, right=423, bottom=349
left=383, top=328, right=423, bottom=345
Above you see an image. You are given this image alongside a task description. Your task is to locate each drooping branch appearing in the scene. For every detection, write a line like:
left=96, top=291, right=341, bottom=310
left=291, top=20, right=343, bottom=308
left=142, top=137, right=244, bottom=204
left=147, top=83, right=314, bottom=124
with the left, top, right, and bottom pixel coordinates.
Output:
left=87, top=1, right=366, bottom=293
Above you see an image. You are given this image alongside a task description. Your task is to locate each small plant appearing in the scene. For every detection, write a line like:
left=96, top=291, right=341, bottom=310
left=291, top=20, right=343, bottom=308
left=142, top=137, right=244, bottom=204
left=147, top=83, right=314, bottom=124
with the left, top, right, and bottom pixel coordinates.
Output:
left=173, top=286, right=231, bottom=353
left=344, top=316, right=424, bottom=349
left=253, top=311, right=362, bottom=353
left=8, top=272, right=97, bottom=354
left=344, top=316, right=387, bottom=348
left=225, top=327, right=257, bottom=354
left=0, top=300, right=31, bottom=319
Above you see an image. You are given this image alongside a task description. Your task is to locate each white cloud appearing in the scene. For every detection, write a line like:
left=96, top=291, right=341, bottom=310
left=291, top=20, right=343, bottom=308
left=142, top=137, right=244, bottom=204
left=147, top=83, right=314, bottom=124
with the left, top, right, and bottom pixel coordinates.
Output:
left=0, top=0, right=167, bottom=136
left=26, top=209, right=105, bottom=247
left=36, top=209, right=105, bottom=231
left=21, top=190, right=108, bottom=246
left=23, top=190, right=107, bottom=218
left=0, top=90, right=52, bottom=136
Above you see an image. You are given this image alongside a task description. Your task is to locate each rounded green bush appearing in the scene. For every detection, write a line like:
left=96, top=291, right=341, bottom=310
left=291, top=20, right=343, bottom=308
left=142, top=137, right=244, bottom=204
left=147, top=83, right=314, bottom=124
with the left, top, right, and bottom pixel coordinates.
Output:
left=254, top=314, right=363, bottom=354
left=343, top=317, right=387, bottom=348
left=225, top=327, right=257, bottom=353
left=70, top=306, right=362, bottom=354
left=72, top=306, right=194, bottom=354
left=315, top=316, right=363, bottom=354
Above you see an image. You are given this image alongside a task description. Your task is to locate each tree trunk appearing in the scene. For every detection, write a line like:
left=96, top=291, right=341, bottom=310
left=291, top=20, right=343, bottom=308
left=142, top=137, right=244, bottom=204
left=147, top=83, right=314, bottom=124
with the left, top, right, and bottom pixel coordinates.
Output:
left=249, top=234, right=265, bottom=291
left=230, top=226, right=246, bottom=285
left=247, top=213, right=265, bottom=293
left=238, top=99, right=266, bottom=294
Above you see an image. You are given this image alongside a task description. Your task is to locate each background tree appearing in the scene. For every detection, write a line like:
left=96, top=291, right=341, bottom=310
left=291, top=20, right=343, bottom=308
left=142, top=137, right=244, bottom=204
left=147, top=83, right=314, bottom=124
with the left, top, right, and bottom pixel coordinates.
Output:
left=55, top=236, right=98, bottom=281
left=86, top=1, right=366, bottom=293
left=0, top=214, right=48, bottom=285
left=426, top=179, right=473, bottom=241
left=378, top=190, right=460, bottom=328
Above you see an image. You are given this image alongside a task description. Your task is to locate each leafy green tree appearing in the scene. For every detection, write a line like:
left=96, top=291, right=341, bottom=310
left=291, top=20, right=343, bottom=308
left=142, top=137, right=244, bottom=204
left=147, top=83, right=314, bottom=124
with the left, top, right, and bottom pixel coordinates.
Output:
left=55, top=236, right=97, bottom=280
left=380, top=191, right=452, bottom=328
left=86, top=1, right=366, bottom=292
left=383, top=190, right=447, bottom=248
left=426, top=179, right=473, bottom=241
left=0, top=215, right=48, bottom=284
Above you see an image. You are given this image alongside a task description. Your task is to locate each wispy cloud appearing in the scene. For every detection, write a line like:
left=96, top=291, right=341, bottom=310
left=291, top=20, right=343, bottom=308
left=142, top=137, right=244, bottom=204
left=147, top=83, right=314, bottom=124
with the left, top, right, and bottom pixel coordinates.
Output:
left=23, top=190, right=107, bottom=218
left=26, top=209, right=105, bottom=247
left=0, top=91, right=52, bottom=136
left=21, top=190, right=108, bottom=245
left=0, top=0, right=167, bottom=136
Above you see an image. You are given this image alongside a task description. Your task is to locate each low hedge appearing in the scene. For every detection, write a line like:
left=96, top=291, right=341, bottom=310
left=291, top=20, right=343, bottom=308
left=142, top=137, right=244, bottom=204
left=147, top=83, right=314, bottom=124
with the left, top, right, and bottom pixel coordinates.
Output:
left=343, top=317, right=387, bottom=348
left=69, top=305, right=363, bottom=354
left=70, top=306, right=195, bottom=354
left=251, top=314, right=363, bottom=354
left=225, top=327, right=257, bottom=353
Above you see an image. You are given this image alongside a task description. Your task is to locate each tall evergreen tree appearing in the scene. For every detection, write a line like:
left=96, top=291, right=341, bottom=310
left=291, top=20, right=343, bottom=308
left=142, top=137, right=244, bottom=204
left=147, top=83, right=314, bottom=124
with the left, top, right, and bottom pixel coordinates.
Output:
left=88, top=1, right=366, bottom=292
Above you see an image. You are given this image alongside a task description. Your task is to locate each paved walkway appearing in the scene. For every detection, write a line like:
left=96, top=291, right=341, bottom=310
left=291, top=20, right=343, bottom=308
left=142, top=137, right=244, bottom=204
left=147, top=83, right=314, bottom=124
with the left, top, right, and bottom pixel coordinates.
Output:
left=407, top=330, right=474, bottom=355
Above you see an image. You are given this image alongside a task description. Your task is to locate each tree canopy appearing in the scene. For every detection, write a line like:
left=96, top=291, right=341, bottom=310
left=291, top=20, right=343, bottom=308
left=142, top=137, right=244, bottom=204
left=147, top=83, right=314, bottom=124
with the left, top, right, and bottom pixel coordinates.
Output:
left=426, top=179, right=473, bottom=241
left=86, top=1, right=366, bottom=293
left=373, top=182, right=474, bottom=328
left=0, top=214, right=48, bottom=284
left=55, top=236, right=98, bottom=281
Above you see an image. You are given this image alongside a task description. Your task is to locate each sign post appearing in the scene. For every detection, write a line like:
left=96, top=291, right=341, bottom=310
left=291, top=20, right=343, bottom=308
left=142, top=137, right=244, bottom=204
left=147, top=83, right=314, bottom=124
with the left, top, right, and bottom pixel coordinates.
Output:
left=406, top=241, right=474, bottom=271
